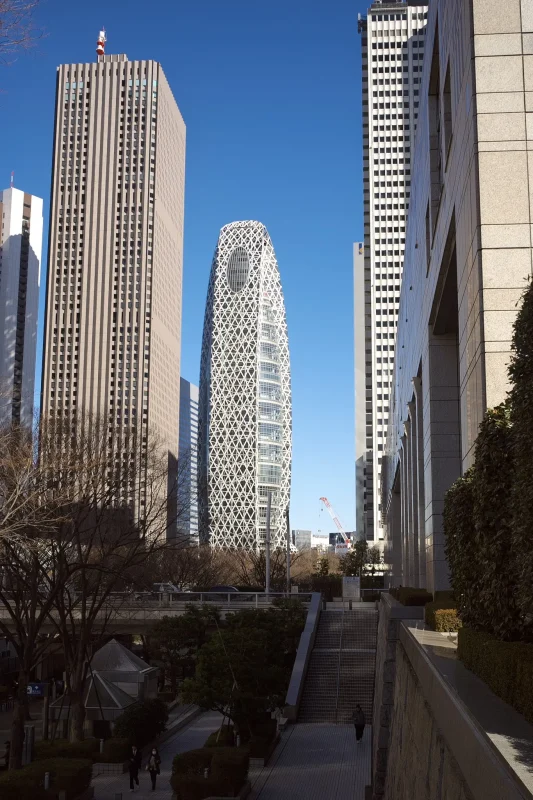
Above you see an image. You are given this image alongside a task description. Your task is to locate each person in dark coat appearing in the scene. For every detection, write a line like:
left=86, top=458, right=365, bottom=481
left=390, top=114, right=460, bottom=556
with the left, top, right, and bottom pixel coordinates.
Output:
left=146, top=747, right=162, bottom=790
left=351, top=704, right=366, bottom=743
left=128, top=745, right=142, bottom=792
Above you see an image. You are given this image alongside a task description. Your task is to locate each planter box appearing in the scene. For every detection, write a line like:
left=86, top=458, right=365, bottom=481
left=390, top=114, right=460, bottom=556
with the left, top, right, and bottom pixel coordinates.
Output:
left=73, top=789, right=94, bottom=800
left=249, top=734, right=280, bottom=768
left=171, top=779, right=251, bottom=800
left=92, top=760, right=128, bottom=776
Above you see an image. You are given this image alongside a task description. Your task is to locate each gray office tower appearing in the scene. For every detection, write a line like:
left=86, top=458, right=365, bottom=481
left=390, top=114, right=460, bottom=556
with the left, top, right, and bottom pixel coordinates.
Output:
left=41, top=34, right=186, bottom=531
left=356, top=1, right=427, bottom=541
left=178, top=378, right=199, bottom=543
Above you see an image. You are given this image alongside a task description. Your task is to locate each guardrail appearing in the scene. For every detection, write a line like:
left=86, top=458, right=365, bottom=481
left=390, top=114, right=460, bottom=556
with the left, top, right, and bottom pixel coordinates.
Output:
left=0, top=592, right=315, bottom=631
left=284, top=592, right=322, bottom=721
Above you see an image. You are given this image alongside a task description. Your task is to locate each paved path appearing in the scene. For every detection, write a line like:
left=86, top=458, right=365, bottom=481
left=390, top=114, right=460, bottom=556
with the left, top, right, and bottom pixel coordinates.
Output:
left=93, top=714, right=371, bottom=800
left=250, top=724, right=371, bottom=800
left=92, top=710, right=222, bottom=799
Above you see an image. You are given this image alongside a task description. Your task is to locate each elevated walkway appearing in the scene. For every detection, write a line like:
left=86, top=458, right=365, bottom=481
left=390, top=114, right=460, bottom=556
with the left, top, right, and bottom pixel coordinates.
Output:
left=299, top=604, right=377, bottom=724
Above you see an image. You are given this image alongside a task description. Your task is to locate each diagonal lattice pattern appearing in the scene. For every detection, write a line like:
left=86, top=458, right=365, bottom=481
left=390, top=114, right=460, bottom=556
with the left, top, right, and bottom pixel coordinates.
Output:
left=198, top=221, right=292, bottom=550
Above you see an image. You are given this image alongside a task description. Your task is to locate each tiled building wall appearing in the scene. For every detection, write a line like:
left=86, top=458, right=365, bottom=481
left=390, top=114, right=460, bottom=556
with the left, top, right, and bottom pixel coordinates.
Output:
left=382, top=0, right=533, bottom=591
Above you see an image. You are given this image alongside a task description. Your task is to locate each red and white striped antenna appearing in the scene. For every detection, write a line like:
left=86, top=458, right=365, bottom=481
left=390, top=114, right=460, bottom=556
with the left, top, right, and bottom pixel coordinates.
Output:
left=96, top=28, right=106, bottom=58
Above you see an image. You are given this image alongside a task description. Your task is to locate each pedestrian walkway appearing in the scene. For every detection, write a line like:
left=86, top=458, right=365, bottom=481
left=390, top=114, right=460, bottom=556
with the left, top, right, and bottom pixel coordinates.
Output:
left=93, top=713, right=370, bottom=799
left=92, top=710, right=222, bottom=799
left=250, top=723, right=371, bottom=800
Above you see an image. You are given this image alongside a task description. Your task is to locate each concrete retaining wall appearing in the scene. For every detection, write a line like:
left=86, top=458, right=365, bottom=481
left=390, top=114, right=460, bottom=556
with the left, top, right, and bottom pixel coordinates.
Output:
left=284, top=593, right=321, bottom=721
left=372, top=594, right=424, bottom=799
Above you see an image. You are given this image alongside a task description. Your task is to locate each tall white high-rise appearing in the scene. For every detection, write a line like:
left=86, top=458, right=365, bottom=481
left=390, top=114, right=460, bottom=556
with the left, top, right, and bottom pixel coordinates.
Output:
left=357, top=0, right=427, bottom=541
left=0, top=187, right=43, bottom=427
left=41, top=37, right=186, bottom=530
left=199, top=221, right=292, bottom=551
left=178, top=378, right=199, bottom=543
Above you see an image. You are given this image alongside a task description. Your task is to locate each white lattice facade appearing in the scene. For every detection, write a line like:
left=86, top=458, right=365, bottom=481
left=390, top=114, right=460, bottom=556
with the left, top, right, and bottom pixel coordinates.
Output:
left=199, top=221, right=292, bottom=550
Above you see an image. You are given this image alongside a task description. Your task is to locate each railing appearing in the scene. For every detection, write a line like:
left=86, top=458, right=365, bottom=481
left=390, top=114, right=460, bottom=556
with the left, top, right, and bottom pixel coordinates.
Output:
left=334, top=607, right=346, bottom=724
left=109, top=591, right=314, bottom=608
left=284, top=592, right=322, bottom=720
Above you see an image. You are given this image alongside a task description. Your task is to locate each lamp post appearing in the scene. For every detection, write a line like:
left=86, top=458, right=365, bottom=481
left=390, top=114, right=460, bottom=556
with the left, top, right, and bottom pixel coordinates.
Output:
left=265, top=491, right=272, bottom=595
left=285, top=506, right=291, bottom=595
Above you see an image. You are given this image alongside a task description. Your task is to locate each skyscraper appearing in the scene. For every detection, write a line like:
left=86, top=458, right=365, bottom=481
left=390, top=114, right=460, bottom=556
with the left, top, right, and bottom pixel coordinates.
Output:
left=199, top=221, right=291, bottom=551
left=178, top=377, right=199, bottom=543
left=41, top=37, right=186, bottom=527
left=0, top=187, right=43, bottom=427
left=357, top=1, right=427, bottom=541
left=353, top=241, right=367, bottom=539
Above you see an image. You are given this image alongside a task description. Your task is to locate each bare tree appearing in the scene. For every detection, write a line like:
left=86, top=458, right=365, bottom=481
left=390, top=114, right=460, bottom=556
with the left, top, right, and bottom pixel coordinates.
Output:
left=0, top=0, right=43, bottom=64
left=228, top=547, right=303, bottom=591
left=148, top=544, right=231, bottom=591
left=0, top=417, right=79, bottom=768
left=41, top=414, right=176, bottom=742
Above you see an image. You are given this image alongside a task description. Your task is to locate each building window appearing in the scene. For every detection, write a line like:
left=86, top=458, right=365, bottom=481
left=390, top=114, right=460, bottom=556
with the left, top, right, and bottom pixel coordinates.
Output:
left=428, top=24, right=443, bottom=239
left=442, top=61, right=453, bottom=164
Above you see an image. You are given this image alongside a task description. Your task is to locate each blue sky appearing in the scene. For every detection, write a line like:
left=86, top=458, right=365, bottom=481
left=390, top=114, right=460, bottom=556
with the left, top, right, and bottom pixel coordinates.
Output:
left=0, top=0, right=367, bottom=534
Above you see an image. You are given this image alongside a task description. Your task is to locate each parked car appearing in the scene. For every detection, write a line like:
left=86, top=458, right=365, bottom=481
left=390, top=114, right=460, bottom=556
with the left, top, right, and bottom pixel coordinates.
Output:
left=208, top=585, right=239, bottom=593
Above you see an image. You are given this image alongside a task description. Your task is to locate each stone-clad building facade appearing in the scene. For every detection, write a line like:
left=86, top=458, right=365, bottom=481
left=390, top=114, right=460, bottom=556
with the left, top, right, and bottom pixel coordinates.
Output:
left=382, top=0, right=533, bottom=591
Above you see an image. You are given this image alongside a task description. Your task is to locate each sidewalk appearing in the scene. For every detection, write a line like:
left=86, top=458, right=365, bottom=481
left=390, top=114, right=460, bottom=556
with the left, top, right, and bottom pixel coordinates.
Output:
left=93, top=714, right=371, bottom=800
left=92, top=710, right=222, bottom=799
left=250, top=723, right=371, bottom=800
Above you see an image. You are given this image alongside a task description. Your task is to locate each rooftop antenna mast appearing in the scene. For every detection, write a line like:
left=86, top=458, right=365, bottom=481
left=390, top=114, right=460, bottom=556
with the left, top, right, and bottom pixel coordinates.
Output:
left=96, top=28, right=106, bottom=60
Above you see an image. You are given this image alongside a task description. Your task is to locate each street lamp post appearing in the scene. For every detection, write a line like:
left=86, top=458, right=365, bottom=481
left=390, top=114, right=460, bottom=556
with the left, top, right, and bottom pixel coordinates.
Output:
left=285, top=506, right=291, bottom=595
left=265, top=491, right=272, bottom=595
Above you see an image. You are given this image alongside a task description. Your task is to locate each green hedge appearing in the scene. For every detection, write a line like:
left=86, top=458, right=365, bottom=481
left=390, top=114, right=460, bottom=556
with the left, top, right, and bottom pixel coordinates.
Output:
left=34, top=737, right=100, bottom=761
left=0, top=758, right=92, bottom=800
left=458, top=627, right=533, bottom=723
left=425, top=602, right=462, bottom=632
left=205, top=718, right=277, bottom=758
left=508, top=279, right=533, bottom=626
left=113, top=698, right=169, bottom=748
left=97, top=737, right=130, bottom=763
left=171, top=747, right=249, bottom=800
left=390, top=587, right=433, bottom=606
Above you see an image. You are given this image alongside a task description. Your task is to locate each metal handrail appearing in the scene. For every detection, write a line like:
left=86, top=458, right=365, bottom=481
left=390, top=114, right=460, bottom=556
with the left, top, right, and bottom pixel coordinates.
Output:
left=334, top=607, right=345, bottom=724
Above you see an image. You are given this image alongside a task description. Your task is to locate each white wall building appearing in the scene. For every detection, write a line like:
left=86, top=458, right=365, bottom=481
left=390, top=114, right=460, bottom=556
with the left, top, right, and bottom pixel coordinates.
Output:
left=0, top=187, right=42, bottom=427
left=357, top=0, right=428, bottom=541
left=178, top=377, right=199, bottom=543
left=199, top=221, right=292, bottom=551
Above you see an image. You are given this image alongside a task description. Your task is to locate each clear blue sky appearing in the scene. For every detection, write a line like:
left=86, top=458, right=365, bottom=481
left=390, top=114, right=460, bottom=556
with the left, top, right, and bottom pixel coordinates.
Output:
left=0, top=0, right=368, bottom=534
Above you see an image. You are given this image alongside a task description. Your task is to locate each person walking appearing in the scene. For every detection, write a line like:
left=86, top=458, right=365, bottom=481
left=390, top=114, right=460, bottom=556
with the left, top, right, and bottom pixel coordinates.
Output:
left=351, top=704, right=366, bottom=743
left=128, top=744, right=142, bottom=792
left=146, top=747, right=162, bottom=791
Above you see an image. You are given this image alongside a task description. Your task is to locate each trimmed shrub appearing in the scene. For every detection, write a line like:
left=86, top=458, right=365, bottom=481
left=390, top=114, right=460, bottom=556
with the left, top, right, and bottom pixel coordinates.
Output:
left=390, top=587, right=433, bottom=607
left=0, top=757, right=92, bottom=800
left=171, top=747, right=249, bottom=800
left=98, top=737, right=130, bottom=763
left=113, top=698, right=168, bottom=748
left=434, top=591, right=454, bottom=603
left=425, top=602, right=462, bottom=632
left=509, top=279, right=533, bottom=627
left=311, top=574, right=342, bottom=601
left=458, top=627, right=533, bottom=724
left=205, top=726, right=236, bottom=748
left=34, top=737, right=100, bottom=761
left=205, top=717, right=278, bottom=758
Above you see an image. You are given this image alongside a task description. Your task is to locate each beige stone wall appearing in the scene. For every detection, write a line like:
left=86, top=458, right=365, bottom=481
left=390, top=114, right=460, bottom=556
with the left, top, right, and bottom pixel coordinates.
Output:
left=385, top=640, right=474, bottom=800
left=382, top=0, right=533, bottom=591
left=372, top=594, right=425, bottom=800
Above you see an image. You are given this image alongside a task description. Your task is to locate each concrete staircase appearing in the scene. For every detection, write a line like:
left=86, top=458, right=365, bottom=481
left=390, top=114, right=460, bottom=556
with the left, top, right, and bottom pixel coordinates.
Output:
left=298, top=606, right=378, bottom=724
